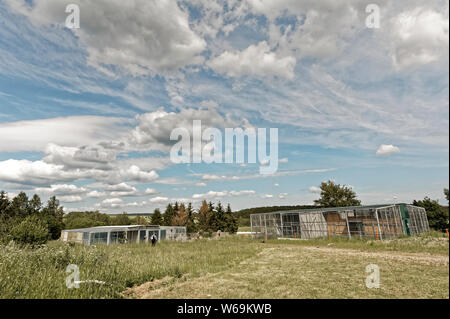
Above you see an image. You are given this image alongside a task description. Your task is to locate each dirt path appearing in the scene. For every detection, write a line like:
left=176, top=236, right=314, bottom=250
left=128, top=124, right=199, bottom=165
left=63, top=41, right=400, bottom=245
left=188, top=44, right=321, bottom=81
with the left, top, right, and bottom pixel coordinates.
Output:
left=123, top=245, right=449, bottom=299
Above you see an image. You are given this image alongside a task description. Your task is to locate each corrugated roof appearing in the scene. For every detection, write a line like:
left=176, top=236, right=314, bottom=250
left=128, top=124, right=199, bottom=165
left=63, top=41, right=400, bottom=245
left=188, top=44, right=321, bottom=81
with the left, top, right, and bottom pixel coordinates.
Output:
left=250, top=203, right=409, bottom=216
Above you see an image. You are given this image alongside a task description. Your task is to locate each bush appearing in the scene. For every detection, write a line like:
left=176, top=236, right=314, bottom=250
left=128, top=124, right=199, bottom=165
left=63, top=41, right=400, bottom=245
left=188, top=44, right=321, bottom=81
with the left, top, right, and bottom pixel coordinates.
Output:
left=10, top=216, right=49, bottom=245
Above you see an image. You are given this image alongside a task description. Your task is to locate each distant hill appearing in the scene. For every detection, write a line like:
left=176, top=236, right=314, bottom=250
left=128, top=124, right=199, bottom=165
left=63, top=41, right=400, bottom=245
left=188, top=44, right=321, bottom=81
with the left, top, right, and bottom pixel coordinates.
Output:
left=234, top=205, right=317, bottom=226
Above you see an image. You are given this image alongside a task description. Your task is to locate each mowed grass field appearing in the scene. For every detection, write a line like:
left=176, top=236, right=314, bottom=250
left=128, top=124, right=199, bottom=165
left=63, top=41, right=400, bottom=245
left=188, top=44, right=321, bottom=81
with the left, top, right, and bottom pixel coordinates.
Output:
left=0, top=233, right=448, bottom=299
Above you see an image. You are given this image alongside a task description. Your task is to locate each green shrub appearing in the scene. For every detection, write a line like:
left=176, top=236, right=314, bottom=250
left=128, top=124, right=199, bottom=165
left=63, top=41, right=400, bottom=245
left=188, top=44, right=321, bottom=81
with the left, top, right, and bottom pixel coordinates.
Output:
left=10, top=216, right=49, bottom=245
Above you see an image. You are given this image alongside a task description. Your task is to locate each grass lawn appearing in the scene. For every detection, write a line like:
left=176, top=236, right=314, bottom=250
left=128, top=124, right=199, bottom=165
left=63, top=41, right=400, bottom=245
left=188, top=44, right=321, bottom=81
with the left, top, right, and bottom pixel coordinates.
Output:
left=1, top=234, right=448, bottom=299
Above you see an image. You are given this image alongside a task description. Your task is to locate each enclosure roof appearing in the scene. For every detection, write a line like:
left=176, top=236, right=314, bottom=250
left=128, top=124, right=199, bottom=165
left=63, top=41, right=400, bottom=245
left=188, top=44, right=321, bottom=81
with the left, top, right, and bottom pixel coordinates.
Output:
left=62, top=225, right=160, bottom=233
left=250, top=203, right=414, bottom=216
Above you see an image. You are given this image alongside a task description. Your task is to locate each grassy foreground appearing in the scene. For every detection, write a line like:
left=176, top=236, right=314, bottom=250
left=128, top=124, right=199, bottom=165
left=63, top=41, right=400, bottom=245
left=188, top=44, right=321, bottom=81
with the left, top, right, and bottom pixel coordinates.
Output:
left=0, top=234, right=448, bottom=299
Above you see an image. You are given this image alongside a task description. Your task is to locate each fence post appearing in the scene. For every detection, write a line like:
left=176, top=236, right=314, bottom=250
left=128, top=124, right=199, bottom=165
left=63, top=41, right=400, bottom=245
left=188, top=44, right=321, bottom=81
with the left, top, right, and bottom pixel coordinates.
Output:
left=446, top=229, right=449, bottom=239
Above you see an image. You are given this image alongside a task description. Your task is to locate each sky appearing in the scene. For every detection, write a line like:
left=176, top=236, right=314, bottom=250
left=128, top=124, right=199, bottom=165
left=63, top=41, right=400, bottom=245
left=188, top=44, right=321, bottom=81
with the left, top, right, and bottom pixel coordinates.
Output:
left=0, top=0, right=448, bottom=213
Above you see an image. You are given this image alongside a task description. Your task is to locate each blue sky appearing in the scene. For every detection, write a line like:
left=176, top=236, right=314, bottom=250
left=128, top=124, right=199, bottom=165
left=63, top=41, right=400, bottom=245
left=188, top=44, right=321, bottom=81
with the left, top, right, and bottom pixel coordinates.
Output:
left=0, top=0, right=448, bottom=213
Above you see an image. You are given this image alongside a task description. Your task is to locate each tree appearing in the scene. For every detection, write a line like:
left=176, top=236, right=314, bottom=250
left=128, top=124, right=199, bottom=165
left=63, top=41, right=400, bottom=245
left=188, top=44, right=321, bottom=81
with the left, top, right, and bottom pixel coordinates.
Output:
left=172, top=204, right=188, bottom=226
left=112, top=212, right=131, bottom=225
left=210, top=202, right=227, bottom=232
left=10, top=215, right=49, bottom=245
left=444, top=188, right=449, bottom=202
left=186, top=202, right=197, bottom=233
left=0, top=191, right=10, bottom=220
left=413, top=197, right=449, bottom=231
left=198, top=200, right=212, bottom=232
left=64, top=211, right=111, bottom=229
left=40, top=196, right=65, bottom=240
left=313, top=180, right=361, bottom=207
left=225, top=203, right=238, bottom=233
left=9, top=192, right=29, bottom=218
left=151, top=209, right=163, bottom=225
left=29, top=194, right=42, bottom=215
left=163, top=204, right=176, bottom=226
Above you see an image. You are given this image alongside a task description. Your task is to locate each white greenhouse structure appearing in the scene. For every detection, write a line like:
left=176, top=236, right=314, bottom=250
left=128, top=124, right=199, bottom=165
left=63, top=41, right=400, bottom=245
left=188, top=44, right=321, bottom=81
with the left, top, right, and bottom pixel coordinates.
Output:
left=250, top=204, right=430, bottom=240
left=61, top=225, right=186, bottom=245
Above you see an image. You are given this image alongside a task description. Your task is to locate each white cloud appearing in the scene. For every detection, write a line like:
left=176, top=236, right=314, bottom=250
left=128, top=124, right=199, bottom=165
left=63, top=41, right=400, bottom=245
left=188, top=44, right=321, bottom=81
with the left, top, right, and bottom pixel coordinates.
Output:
left=149, top=196, right=169, bottom=203
left=144, top=188, right=159, bottom=195
left=262, top=194, right=273, bottom=199
left=130, top=107, right=249, bottom=151
left=207, top=41, right=296, bottom=79
left=106, top=183, right=138, bottom=197
left=196, top=168, right=335, bottom=181
left=278, top=193, right=288, bottom=199
left=376, top=144, right=401, bottom=156
left=99, top=198, right=124, bottom=208
left=58, top=195, right=83, bottom=203
left=308, top=186, right=321, bottom=194
left=195, top=182, right=207, bottom=187
left=86, top=190, right=106, bottom=198
left=192, top=190, right=255, bottom=199
left=34, top=184, right=87, bottom=196
left=6, top=0, right=206, bottom=76
left=0, top=159, right=81, bottom=185
left=279, top=158, right=289, bottom=163
left=0, top=116, right=129, bottom=152
left=391, top=7, right=449, bottom=70
left=274, top=183, right=279, bottom=187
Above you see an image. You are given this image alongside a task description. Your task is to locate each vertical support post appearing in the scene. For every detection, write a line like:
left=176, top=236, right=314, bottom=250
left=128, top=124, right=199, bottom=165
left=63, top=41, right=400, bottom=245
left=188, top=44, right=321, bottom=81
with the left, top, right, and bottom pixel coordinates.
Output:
left=345, top=211, right=351, bottom=240
left=250, top=214, right=253, bottom=237
left=107, top=231, right=110, bottom=245
left=375, top=209, right=383, bottom=241
left=280, top=213, right=284, bottom=238
left=328, top=230, right=331, bottom=243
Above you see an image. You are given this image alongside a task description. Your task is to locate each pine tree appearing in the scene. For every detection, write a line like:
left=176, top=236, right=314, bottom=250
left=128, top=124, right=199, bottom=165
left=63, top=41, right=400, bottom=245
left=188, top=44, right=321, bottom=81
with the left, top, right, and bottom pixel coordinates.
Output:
left=163, top=203, right=175, bottom=226
left=225, top=203, right=238, bottom=233
left=186, top=202, right=197, bottom=233
left=151, top=208, right=163, bottom=225
left=210, top=202, right=227, bottom=232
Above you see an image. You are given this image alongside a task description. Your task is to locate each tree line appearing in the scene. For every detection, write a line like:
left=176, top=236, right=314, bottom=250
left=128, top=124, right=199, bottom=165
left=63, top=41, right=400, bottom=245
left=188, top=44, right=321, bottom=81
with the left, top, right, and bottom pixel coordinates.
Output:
left=0, top=191, right=64, bottom=245
left=0, top=182, right=448, bottom=245
left=64, top=200, right=238, bottom=235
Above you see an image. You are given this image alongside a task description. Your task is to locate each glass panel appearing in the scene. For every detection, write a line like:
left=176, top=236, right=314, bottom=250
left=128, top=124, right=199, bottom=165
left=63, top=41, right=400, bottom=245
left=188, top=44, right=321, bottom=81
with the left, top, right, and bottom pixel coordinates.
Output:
left=139, top=230, right=147, bottom=242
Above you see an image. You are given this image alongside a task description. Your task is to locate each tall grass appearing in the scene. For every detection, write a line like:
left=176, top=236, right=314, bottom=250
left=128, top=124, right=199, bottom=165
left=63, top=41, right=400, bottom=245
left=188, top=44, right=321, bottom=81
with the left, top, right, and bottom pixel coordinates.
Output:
left=264, top=230, right=449, bottom=255
left=0, top=237, right=261, bottom=299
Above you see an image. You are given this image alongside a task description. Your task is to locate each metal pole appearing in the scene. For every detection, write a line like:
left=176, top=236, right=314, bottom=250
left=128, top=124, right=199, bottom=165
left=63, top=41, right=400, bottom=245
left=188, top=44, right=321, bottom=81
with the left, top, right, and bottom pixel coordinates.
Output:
left=345, top=211, right=351, bottom=239
left=375, top=209, right=383, bottom=240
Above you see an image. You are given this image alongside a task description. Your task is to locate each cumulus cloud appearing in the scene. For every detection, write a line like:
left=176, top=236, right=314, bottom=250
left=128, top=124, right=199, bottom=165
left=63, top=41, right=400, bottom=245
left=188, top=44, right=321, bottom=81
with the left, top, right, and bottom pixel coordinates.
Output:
left=0, top=116, right=129, bottom=152
left=308, top=186, right=321, bottom=194
left=99, top=198, right=124, bottom=208
left=149, top=196, right=169, bottom=203
left=86, top=190, right=106, bottom=198
left=130, top=107, right=250, bottom=151
left=106, top=183, right=139, bottom=197
left=278, top=193, right=288, bottom=199
left=0, top=160, right=81, bottom=185
left=144, top=188, right=159, bottom=195
left=192, top=190, right=255, bottom=199
left=391, top=7, right=449, bottom=70
left=207, top=41, right=296, bottom=79
left=6, top=0, right=206, bottom=76
left=58, top=195, right=83, bottom=203
left=376, top=144, right=401, bottom=156
left=34, top=184, right=87, bottom=196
